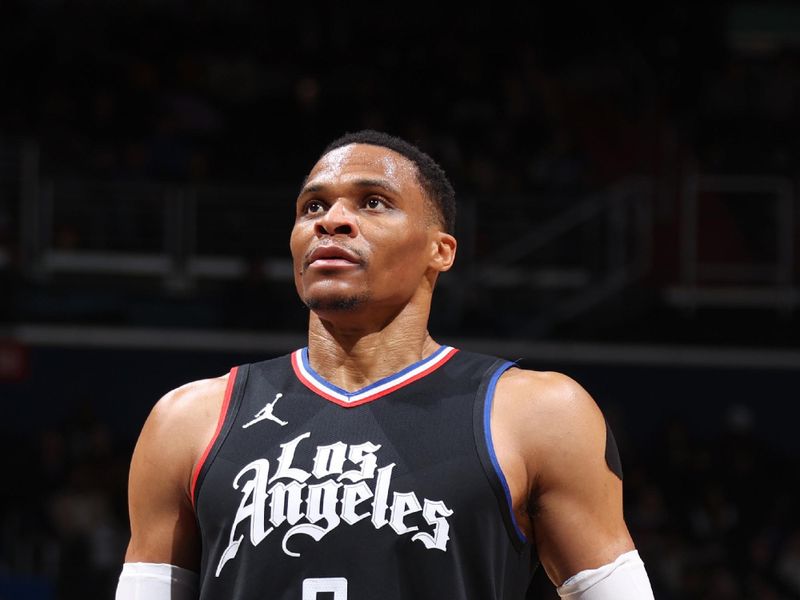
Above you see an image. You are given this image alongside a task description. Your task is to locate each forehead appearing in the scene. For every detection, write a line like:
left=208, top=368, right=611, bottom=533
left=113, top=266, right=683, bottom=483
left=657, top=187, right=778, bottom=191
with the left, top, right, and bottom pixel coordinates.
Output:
left=305, top=143, right=420, bottom=191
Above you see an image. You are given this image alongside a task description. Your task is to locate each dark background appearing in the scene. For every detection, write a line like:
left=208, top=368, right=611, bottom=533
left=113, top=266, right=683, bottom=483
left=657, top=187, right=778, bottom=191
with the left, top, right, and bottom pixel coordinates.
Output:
left=0, top=2, right=799, bottom=599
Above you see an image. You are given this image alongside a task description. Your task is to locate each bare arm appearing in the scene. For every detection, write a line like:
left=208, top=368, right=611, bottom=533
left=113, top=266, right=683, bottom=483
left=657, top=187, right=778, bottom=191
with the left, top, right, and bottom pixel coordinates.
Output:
left=124, top=375, right=229, bottom=571
left=492, top=368, right=635, bottom=586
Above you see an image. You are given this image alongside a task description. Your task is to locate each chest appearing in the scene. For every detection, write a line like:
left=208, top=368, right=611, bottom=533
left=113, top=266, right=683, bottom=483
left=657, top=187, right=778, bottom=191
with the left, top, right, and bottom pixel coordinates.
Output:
left=193, top=353, right=536, bottom=600
left=196, top=362, right=491, bottom=560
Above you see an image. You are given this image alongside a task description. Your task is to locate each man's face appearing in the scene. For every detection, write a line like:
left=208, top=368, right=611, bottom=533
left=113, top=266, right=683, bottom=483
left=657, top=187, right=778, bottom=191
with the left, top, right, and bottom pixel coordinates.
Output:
left=290, top=143, right=444, bottom=317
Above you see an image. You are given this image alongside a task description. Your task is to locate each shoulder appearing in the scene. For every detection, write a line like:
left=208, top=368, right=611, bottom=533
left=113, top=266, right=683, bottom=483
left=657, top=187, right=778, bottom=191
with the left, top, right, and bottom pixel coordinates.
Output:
left=492, top=367, right=607, bottom=475
left=134, top=373, right=232, bottom=486
left=494, top=366, right=603, bottom=425
left=149, top=374, right=231, bottom=427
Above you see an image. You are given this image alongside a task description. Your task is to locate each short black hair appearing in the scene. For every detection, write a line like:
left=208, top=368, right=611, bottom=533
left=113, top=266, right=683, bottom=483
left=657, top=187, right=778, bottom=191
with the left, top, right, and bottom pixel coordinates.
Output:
left=319, top=130, right=456, bottom=234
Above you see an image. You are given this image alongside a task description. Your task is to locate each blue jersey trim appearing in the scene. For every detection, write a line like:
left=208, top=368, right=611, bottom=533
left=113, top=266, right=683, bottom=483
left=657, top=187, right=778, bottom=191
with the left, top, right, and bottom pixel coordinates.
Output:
left=483, top=361, right=528, bottom=545
left=300, top=345, right=451, bottom=398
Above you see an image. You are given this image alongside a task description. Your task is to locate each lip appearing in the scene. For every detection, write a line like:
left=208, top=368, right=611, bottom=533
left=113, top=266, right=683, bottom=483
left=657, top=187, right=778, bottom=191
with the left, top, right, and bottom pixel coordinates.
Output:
left=305, top=245, right=363, bottom=269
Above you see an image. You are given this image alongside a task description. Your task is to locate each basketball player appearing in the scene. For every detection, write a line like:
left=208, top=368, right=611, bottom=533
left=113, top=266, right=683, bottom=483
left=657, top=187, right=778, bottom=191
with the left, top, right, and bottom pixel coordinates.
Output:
left=116, top=131, right=655, bottom=599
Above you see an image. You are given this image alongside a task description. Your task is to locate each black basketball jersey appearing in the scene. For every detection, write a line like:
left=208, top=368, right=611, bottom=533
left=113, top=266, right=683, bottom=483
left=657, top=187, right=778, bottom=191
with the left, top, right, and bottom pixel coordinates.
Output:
left=192, top=346, right=537, bottom=600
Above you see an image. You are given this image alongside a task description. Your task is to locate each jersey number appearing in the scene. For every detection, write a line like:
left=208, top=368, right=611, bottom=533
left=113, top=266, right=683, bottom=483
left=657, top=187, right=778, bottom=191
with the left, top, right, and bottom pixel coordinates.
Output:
left=302, top=577, right=348, bottom=599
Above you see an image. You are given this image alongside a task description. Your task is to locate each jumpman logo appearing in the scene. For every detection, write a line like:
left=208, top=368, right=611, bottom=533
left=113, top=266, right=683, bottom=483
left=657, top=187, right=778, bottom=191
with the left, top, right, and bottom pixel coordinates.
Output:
left=243, top=393, right=288, bottom=428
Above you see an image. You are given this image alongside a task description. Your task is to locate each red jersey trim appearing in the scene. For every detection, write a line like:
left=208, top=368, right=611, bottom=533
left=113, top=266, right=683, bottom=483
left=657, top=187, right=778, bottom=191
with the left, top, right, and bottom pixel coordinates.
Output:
left=190, top=366, right=238, bottom=508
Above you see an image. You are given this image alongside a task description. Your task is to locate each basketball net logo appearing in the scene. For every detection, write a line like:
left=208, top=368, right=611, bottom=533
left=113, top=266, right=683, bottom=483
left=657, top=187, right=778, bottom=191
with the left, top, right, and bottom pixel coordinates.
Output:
left=215, top=431, right=453, bottom=576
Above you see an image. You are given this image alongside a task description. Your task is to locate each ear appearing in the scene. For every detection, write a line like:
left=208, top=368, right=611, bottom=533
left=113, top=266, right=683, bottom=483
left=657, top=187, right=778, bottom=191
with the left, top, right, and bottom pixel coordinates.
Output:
left=429, top=231, right=457, bottom=273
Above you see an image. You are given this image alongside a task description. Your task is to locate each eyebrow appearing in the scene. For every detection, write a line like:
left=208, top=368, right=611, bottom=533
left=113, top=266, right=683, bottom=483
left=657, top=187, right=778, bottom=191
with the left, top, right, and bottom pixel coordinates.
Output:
left=299, top=178, right=401, bottom=197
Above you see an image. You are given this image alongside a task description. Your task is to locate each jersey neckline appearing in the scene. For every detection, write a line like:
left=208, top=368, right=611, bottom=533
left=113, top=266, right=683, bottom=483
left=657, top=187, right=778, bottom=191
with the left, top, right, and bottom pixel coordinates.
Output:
left=290, top=345, right=458, bottom=407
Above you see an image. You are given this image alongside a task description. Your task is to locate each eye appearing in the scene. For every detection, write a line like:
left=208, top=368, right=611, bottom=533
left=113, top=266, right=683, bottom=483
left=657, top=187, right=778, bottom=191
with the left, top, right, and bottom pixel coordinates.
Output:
left=364, top=196, right=388, bottom=210
left=304, top=199, right=326, bottom=215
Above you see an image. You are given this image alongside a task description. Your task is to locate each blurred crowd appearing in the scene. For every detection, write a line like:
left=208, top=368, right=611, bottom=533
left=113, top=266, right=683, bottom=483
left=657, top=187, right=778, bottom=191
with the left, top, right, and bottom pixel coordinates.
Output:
left=621, top=409, right=800, bottom=600
left=1, top=3, right=799, bottom=193
left=0, top=3, right=663, bottom=192
left=0, top=3, right=798, bottom=343
left=0, top=403, right=129, bottom=599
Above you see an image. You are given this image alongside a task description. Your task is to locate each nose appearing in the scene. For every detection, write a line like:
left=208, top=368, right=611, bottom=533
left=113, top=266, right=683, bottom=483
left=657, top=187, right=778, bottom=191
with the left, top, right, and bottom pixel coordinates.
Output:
left=315, top=200, right=358, bottom=237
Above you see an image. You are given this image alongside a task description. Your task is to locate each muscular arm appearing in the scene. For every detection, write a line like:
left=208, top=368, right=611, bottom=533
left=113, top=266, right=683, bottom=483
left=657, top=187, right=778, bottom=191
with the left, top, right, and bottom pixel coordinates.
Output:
left=123, top=375, right=229, bottom=572
left=492, top=369, right=635, bottom=586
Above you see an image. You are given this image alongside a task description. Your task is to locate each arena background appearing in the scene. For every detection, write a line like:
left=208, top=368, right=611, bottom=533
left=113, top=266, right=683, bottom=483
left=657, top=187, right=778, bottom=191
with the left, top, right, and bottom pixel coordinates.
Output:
left=1, top=2, right=799, bottom=599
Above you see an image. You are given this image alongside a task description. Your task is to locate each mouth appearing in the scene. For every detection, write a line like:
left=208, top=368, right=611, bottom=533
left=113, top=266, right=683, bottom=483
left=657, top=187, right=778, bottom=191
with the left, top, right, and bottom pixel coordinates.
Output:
left=304, top=244, right=364, bottom=270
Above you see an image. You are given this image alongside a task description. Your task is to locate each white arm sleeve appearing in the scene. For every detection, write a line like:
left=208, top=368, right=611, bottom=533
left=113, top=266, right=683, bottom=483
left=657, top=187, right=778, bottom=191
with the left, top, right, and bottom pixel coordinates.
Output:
left=557, top=550, right=655, bottom=599
left=116, top=562, right=199, bottom=600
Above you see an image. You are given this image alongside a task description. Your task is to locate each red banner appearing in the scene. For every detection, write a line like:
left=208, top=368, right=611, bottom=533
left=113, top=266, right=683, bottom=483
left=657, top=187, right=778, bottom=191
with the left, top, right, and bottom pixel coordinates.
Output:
left=0, top=340, right=29, bottom=381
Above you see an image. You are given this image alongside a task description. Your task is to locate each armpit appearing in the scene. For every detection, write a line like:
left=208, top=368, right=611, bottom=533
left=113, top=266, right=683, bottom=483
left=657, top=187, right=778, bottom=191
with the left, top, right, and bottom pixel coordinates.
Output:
left=604, top=419, right=623, bottom=481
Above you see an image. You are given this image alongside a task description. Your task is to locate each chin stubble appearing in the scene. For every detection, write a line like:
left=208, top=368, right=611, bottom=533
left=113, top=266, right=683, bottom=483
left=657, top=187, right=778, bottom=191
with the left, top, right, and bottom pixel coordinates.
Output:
left=303, top=293, right=371, bottom=312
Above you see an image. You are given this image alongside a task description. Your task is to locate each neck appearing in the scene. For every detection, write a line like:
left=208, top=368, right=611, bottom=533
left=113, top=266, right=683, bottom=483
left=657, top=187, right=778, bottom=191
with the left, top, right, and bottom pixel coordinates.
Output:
left=306, top=300, right=440, bottom=392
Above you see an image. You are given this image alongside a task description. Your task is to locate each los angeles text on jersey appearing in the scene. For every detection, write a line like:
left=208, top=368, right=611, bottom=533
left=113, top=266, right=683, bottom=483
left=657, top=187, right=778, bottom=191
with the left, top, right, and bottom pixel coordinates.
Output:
left=215, top=431, right=454, bottom=576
